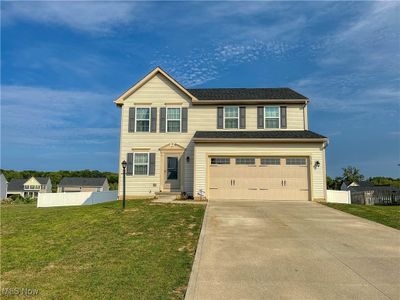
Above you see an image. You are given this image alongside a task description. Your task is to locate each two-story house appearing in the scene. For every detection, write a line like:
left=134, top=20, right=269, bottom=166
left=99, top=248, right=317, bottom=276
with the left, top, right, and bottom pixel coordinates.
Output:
left=115, top=67, right=328, bottom=201
left=7, top=176, right=52, bottom=198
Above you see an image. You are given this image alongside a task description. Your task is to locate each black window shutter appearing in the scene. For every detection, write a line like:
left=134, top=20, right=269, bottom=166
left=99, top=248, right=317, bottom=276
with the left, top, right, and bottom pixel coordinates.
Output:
left=239, top=106, right=246, bottom=129
left=151, top=108, right=157, bottom=132
left=126, top=153, right=133, bottom=175
left=257, top=106, right=264, bottom=129
left=160, top=108, right=166, bottom=132
left=217, top=107, right=223, bottom=129
left=149, top=153, right=156, bottom=175
left=182, top=108, right=188, bottom=132
left=128, top=108, right=135, bottom=132
left=280, top=106, right=287, bottom=129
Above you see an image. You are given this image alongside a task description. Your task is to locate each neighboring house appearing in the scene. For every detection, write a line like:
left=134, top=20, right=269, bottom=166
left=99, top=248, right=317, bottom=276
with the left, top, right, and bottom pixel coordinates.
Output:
left=115, top=67, right=328, bottom=201
left=340, top=180, right=374, bottom=191
left=341, top=180, right=400, bottom=205
left=57, top=177, right=109, bottom=192
left=0, top=173, right=8, bottom=200
left=7, top=177, right=52, bottom=198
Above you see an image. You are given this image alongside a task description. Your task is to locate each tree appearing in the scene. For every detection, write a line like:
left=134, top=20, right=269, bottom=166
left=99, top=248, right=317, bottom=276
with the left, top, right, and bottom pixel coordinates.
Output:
left=342, top=166, right=364, bottom=183
left=326, top=176, right=342, bottom=190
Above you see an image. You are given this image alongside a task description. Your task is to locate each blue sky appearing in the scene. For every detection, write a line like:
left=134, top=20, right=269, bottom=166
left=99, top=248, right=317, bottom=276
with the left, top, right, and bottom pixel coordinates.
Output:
left=1, top=1, right=399, bottom=178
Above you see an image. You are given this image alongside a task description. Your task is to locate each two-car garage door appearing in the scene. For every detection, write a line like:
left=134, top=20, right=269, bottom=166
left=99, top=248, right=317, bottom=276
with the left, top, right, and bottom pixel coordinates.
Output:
left=208, top=157, right=310, bottom=201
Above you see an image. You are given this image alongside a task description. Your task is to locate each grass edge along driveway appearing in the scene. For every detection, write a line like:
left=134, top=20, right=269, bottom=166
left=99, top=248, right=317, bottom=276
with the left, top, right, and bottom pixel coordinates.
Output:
left=323, top=203, right=400, bottom=230
left=1, top=200, right=205, bottom=299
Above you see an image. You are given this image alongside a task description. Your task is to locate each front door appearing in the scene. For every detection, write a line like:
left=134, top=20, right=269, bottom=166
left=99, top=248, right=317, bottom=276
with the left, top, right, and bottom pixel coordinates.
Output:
left=164, top=156, right=180, bottom=191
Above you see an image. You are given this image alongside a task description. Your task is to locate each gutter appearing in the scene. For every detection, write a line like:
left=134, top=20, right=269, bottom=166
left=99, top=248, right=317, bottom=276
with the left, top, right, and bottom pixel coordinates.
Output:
left=193, top=138, right=328, bottom=143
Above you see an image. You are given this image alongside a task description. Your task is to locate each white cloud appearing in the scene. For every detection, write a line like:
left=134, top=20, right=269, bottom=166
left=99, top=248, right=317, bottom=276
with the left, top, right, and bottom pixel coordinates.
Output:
left=3, top=2, right=137, bottom=33
left=1, top=85, right=119, bottom=146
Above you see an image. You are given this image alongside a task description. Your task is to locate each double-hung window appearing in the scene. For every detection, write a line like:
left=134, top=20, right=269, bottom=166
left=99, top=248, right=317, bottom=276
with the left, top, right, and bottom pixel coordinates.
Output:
left=136, top=108, right=150, bottom=132
left=264, top=106, right=280, bottom=129
left=224, top=106, right=239, bottom=129
left=134, top=153, right=149, bottom=175
left=166, top=108, right=181, bottom=132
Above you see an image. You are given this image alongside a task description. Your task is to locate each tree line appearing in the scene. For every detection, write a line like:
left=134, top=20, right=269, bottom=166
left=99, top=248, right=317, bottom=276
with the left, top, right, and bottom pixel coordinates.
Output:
left=0, top=169, right=119, bottom=192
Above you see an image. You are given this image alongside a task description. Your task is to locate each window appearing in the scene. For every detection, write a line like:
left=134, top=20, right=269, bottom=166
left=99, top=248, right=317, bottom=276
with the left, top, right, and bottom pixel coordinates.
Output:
left=136, top=108, right=150, bottom=132
left=261, top=158, right=280, bottom=165
left=286, top=158, right=307, bottom=165
left=224, top=106, right=239, bottom=129
left=134, top=153, right=149, bottom=175
left=166, top=108, right=181, bottom=132
left=211, top=158, right=230, bottom=165
left=235, top=158, right=255, bottom=165
left=264, top=106, right=280, bottom=128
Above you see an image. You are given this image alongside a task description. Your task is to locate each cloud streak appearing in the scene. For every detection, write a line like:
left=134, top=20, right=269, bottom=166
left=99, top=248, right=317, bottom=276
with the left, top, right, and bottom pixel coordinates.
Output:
left=3, top=2, right=137, bottom=34
left=2, top=85, right=119, bottom=146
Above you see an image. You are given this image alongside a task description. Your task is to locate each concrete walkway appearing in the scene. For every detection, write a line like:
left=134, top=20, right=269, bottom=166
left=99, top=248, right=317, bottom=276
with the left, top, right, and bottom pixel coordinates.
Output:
left=185, top=200, right=400, bottom=300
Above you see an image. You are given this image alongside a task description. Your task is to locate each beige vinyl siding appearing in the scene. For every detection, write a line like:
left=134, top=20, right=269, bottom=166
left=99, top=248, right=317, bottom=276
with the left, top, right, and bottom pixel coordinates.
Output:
left=194, top=143, right=326, bottom=201
left=119, top=73, right=195, bottom=196
left=119, top=73, right=309, bottom=197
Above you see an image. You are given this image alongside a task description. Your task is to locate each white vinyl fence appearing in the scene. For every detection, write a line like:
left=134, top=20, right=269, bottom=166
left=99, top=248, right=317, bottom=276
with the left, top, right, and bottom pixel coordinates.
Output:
left=37, top=191, right=118, bottom=208
left=326, top=190, right=351, bottom=204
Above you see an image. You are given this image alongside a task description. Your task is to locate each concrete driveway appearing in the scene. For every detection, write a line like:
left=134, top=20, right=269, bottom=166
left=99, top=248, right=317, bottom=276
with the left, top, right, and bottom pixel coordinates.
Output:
left=185, top=200, right=400, bottom=300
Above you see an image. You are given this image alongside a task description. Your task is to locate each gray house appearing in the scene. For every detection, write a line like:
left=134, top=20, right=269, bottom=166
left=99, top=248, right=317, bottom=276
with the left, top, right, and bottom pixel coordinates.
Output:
left=342, top=180, right=400, bottom=205
left=57, top=177, right=109, bottom=193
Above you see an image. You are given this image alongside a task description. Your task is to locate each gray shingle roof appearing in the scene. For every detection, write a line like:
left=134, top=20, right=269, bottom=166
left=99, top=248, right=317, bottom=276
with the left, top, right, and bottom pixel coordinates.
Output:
left=193, top=130, right=326, bottom=140
left=36, top=177, right=50, bottom=184
left=188, top=88, right=307, bottom=100
left=349, top=185, right=400, bottom=193
left=59, top=177, right=107, bottom=187
left=7, top=179, right=26, bottom=191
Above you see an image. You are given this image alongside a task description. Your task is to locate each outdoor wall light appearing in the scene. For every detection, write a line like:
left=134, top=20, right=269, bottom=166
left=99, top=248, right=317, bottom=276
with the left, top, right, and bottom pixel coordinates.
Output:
left=314, top=161, right=320, bottom=169
left=186, top=156, right=190, bottom=162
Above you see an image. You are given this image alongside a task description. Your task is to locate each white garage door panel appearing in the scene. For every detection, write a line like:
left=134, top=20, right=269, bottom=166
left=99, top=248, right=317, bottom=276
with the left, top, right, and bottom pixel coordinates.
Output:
left=209, top=157, right=310, bottom=201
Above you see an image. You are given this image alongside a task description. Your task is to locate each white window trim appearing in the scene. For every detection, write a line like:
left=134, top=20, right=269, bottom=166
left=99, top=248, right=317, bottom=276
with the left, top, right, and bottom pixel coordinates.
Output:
left=166, top=107, right=182, bottom=133
left=223, top=106, right=239, bottom=129
left=133, top=152, right=150, bottom=176
left=264, top=106, right=280, bottom=129
left=135, top=107, right=151, bottom=132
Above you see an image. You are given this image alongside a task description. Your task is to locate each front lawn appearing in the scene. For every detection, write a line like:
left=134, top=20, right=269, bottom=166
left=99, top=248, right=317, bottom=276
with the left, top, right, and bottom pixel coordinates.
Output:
left=324, top=203, right=400, bottom=229
left=1, top=200, right=205, bottom=299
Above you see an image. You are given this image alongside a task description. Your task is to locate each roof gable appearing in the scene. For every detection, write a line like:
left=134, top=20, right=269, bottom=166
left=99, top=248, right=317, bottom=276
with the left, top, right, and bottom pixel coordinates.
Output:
left=114, top=67, right=197, bottom=106
left=24, top=177, right=41, bottom=186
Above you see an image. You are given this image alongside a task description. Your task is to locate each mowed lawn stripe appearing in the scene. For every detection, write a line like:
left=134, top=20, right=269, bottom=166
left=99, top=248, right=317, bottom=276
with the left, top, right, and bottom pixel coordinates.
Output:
left=1, top=200, right=205, bottom=299
left=324, top=203, right=400, bottom=229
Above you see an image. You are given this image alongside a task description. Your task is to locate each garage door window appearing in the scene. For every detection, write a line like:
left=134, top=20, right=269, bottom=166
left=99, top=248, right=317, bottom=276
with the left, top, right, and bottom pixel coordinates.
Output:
left=211, top=158, right=230, bottom=165
left=235, top=158, right=255, bottom=165
left=261, top=158, right=280, bottom=165
left=286, top=158, right=306, bottom=165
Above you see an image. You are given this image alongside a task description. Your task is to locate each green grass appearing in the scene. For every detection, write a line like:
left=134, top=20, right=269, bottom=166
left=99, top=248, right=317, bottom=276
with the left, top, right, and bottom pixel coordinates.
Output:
left=324, top=203, right=400, bottom=229
left=1, top=200, right=205, bottom=299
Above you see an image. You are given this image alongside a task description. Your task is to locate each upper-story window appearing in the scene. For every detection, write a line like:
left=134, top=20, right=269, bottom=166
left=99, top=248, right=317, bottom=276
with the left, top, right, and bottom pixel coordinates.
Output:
left=265, top=106, right=280, bottom=129
left=166, top=108, right=181, bottom=132
left=224, top=106, right=239, bottom=129
left=136, top=108, right=150, bottom=132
